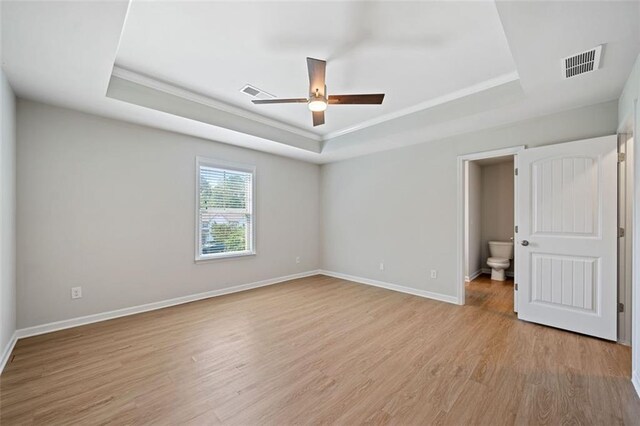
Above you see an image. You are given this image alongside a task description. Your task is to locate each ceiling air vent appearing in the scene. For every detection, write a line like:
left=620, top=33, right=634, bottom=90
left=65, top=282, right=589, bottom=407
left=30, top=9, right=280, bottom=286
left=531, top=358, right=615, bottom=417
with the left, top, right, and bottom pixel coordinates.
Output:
left=563, top=45, right=602, bottom=79
left=240, top=84, right=275, bottom=100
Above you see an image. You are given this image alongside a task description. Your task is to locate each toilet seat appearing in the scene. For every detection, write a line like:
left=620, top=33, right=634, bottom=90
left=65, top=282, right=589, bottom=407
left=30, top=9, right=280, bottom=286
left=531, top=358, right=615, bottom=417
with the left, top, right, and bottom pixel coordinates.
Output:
left=487, top=257, right=509, bottom=268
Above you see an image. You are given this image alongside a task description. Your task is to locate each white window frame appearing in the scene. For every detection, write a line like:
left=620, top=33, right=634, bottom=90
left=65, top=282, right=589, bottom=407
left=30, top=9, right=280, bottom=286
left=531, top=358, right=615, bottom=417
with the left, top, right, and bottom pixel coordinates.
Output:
left=195, top=156, right=256, bottom=262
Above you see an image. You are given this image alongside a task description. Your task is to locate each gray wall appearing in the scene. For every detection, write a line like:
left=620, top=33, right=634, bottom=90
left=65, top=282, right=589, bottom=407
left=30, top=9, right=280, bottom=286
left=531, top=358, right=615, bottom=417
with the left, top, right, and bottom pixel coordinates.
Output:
left=10, top=96, right=622, bottom=329
left=16, top=100, right=321, bottom=328
left=1, top=70, right=16, bottom=353
left=321, top=100, right=618, bottom=298
left=480, top=159, right=514, bottom=273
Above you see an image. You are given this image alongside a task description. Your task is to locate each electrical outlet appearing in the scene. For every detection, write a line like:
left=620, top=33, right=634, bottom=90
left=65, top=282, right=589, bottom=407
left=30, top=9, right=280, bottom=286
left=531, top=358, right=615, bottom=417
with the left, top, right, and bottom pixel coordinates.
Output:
left=71, top=286, right=82, bottom=299
left=296, top=256, right=300, bottom=264
left=379, top=262, right=385, bottom=271
left=430, top=270, right=437, bottom=279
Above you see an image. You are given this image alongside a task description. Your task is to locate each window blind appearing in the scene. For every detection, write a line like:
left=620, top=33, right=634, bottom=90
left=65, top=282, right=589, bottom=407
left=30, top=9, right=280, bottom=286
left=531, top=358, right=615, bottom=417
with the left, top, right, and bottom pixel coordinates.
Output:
left=198, top=162, right=254, bottom=259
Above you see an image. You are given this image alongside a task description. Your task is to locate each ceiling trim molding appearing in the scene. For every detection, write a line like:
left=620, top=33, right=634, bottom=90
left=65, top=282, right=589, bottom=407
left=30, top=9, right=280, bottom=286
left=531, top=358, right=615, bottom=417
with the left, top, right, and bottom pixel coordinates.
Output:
left=323, top=71, right=521, bottom=140
left=111, top=66, right=322, bottom=141
left=111, top=66, right=520, bottom=144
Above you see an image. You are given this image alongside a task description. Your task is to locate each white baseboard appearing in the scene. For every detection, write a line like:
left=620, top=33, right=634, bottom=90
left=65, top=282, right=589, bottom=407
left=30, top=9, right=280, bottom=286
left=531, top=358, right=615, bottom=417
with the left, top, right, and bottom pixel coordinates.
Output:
left=0, top=332, right=18, bottom=375
left=465, top=269, right=483, bottom=282
left=319, top=270, right=458, bottom=305
left=16, top=270, right=321, bottom=340
left=633, top=370, right=640, bottom=398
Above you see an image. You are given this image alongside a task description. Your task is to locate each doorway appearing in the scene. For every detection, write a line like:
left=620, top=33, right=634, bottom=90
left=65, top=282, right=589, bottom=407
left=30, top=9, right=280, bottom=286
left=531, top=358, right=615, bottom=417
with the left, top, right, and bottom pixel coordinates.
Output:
left=456, top=146, right=523, bottom=307
left=460, top=148, right=520, bottom=312
left=459, top=136, right=622, bottom=342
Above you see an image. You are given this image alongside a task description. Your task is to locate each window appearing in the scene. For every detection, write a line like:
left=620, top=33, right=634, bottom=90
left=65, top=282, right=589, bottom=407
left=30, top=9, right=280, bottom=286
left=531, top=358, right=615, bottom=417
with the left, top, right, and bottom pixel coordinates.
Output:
left=196, top=158, right=255, bottom=261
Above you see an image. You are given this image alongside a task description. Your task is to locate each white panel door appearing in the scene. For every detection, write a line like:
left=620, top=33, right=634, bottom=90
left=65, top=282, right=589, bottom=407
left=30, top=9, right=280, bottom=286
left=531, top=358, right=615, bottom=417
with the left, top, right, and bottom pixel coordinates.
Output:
left=517, top=135, right=617, bottom=340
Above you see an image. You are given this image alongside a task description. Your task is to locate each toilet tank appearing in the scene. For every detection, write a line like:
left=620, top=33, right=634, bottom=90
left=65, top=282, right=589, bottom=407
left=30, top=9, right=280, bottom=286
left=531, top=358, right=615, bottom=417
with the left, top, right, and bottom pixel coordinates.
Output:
left=488, top=241, right=514, bottom=259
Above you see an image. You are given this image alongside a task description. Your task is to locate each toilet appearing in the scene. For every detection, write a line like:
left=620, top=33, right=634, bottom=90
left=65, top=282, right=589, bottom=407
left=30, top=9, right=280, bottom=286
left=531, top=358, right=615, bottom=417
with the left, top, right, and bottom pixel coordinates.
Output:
left=487, top=241, right=514, bottom=281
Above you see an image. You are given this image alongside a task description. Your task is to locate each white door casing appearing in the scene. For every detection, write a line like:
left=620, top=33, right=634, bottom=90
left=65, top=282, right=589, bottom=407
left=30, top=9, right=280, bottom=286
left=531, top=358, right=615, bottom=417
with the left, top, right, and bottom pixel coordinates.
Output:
left=513, top=157, right=518, bottom=313
left=517, top=135, right=617, bottom=340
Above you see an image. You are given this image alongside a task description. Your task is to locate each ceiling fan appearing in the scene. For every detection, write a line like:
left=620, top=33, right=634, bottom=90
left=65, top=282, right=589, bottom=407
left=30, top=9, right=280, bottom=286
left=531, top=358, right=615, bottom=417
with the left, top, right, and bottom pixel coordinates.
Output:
left=251, top=57, right=385, bottom=127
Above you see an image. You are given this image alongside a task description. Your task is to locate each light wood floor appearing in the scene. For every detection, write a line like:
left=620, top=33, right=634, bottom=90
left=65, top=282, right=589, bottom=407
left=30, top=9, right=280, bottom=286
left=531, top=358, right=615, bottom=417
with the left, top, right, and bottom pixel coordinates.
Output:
left=1, top=274, right=638, bottom=425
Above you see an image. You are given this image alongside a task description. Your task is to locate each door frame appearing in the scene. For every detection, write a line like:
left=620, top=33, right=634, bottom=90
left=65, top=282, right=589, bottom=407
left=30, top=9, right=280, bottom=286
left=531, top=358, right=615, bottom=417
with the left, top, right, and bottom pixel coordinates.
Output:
left=618, top=132, right=633, bottom=345
left=456, top=146, right=525, bottom=305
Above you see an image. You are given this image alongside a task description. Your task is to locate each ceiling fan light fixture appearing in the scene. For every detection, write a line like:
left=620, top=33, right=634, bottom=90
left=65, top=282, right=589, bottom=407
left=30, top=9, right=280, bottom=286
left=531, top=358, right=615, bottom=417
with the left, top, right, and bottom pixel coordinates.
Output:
left=308, top=97, right=327, bottom=112
left=252, top=57, right=384, bottom=126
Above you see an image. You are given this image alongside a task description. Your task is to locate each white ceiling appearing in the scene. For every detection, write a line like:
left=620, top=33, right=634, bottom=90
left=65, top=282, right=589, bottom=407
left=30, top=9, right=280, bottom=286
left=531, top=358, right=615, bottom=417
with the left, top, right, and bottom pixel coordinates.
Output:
left=1, top=1, right=639, bottom=164
left=0, top=0, right=324, bottom=163
left=115, top=1, right=517, bottom=136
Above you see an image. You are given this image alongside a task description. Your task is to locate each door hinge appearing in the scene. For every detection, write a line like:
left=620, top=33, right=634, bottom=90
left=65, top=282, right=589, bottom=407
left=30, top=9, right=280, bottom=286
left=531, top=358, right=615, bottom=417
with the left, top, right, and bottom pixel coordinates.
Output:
left=514, top=168, right=518, bottom=176
left=618, top=152, right=626, bottom=162
left=515, top=225, right=518, bottom=233
left=619, top=227, right=625, bottom=238
left=514, top=283, right=518, bottom=291
left=618, top=302, right=624, bottom=313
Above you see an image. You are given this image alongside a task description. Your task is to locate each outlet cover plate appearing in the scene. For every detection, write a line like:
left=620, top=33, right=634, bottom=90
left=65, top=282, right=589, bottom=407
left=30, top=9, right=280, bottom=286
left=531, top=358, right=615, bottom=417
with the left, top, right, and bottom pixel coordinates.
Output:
left=71, top=287, right=82, bottom=299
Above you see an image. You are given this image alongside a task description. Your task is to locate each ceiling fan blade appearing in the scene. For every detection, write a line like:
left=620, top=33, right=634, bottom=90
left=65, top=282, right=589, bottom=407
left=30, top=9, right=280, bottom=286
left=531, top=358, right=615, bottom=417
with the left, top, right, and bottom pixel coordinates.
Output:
left=307, top=57, right=326, bottom=97
left=328, top=94, right=385, bottom=104
left=252, top=98, right=308, bottom=104
left=312, top=111, right=325, bottom=127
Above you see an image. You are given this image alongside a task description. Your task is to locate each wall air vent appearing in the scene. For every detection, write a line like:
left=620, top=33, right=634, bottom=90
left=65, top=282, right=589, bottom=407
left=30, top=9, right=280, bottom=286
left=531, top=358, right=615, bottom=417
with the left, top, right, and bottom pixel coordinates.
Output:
left=563, top=45, right=603, bottom=79
left=240, top=84, right=275, bottom=100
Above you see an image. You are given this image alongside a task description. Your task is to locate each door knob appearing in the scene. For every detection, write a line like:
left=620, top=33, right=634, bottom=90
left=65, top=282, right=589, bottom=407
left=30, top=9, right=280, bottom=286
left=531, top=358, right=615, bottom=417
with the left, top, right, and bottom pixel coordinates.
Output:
left=521, top=240, right=529, bottom=246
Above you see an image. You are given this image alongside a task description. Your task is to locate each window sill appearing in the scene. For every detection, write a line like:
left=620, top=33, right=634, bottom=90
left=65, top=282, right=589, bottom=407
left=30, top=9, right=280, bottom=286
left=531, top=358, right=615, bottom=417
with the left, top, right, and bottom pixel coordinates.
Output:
left=195, top=251, right=256, bottom=263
